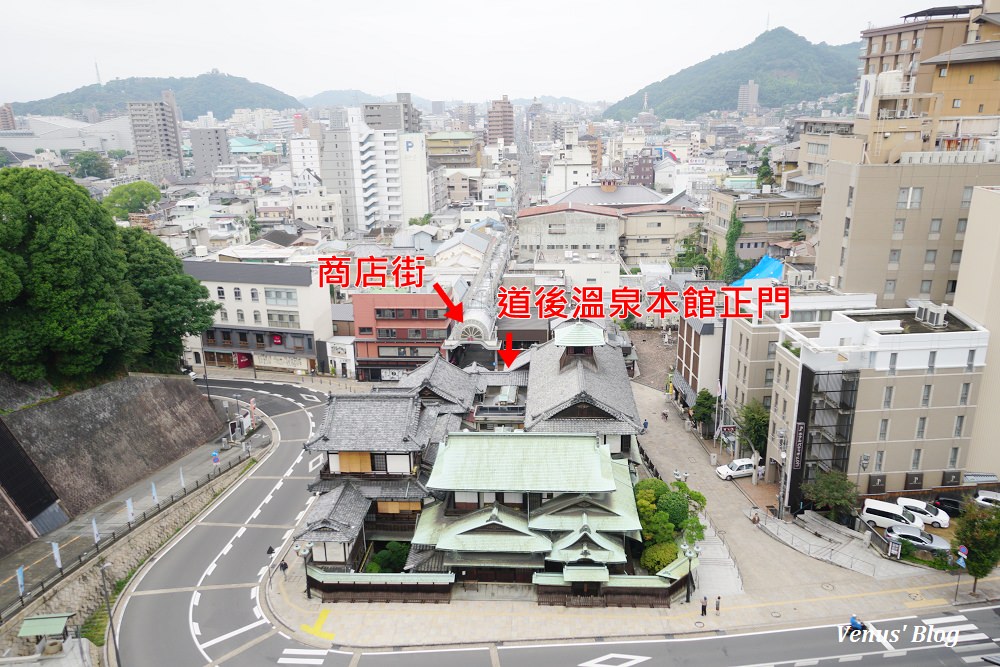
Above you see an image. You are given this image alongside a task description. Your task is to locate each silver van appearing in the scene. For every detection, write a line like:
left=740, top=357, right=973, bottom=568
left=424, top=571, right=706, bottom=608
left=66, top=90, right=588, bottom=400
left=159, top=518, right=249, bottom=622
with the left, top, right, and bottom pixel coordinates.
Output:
left=860, top=499, right=925, bottom=530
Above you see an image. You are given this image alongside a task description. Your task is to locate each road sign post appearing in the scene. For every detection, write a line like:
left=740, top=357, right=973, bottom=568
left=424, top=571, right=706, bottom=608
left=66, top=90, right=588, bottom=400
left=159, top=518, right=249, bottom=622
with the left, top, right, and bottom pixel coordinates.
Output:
left=955, top=545, right=969, bottom=601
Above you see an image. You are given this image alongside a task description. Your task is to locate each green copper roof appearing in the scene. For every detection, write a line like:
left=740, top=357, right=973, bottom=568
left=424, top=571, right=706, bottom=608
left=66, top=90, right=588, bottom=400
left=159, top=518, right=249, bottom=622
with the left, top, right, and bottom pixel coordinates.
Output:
left=306, top=566, right=454, bottom=585
left=436, top=503, right=551, bottom=554
left=553, top=319, right=608, bottom=347
left=656, top=555, right=700, bottom=581
left=428, top=432, right=614, bottom=493
left=562, top=565, right=610, bottom=582
left=547, top=513, right=627, bottom=564
left=528, top=459, right=641, bottom=533
left=533, top=573, right=673, bottom=589
left=18, top=613, right=74, bottom=637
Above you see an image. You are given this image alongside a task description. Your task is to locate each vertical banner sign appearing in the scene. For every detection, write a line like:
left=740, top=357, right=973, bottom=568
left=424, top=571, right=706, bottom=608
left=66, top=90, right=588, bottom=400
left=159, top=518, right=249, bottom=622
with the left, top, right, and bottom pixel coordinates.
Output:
left=179, top=467, right=185, bottom=489
left=51, top=542, right=62, bottom=570
left=126, top=497, right=135, bottom=523
left=151, top=482, right=158, bottom=505
left=16, top=566, right=25, bottom=596
left=250, top=398, right=257, bottom=428
left=92, top=517, right=101, bottom=543
left=792, top=421, right=806, bottom=470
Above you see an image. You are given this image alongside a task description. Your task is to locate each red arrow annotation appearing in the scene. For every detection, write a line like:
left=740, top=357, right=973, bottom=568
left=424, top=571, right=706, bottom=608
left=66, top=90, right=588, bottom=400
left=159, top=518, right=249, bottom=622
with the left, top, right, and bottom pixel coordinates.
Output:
left=432, top=282, right=464, bottom=323
left=498, top=332, right=520, bottom=368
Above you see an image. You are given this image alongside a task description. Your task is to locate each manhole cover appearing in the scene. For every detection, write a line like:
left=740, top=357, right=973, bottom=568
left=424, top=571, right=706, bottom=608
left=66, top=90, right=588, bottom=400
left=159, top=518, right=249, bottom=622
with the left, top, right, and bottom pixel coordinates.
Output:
left=822, top=583, right=834, bottom=591
left=771, top=611, right=782, bottom=618
left=694, top=621, right=705, bottom=628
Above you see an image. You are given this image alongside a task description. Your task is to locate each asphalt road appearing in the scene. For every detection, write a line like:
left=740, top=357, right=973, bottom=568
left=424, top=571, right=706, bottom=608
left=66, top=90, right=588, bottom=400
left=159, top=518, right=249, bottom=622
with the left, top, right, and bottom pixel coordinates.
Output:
left=116, top=379, right=1000, bottom=666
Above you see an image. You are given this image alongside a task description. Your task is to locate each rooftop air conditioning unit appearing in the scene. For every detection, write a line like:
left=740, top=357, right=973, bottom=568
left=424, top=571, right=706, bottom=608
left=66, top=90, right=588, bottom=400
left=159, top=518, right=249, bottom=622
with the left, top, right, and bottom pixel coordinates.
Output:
left=805, top=280, right=819, bottom=290
left=916, top=303, right=948, bottom=329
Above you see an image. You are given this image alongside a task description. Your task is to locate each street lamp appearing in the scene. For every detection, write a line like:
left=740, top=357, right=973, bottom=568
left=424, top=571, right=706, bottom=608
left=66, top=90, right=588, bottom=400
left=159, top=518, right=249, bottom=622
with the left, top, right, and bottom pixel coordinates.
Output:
left=679, top=542, right=702, bottom=603
left=293, top=542, right=314, bottom=600
left=856, top=453, right=871, bottom=493
left=233, top=393, right=243, bottom=438
left=99, top=563, right=124, bottom=667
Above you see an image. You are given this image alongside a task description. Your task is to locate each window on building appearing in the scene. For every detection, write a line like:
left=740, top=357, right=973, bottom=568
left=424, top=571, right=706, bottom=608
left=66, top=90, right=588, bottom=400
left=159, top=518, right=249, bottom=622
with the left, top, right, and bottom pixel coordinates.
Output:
left=265, top=289, right=298, bottom=306
left=784, top=369, right=790, bottom=388
left=889, top=352, right=898, bottom=375
left=961, top=186, right=974, bottom=208
left=946, top=279, right=958, bottom=294
left=376, top=328, right=397, bottom=339
left=253, top=311, right=261, bottom=324
left=958, top=218, right=968, bottom=233
left=408, top=329, right=422, bottom=339
left=762, top=396, right=771, bottom=410
left=236, top=309, right=245, bottom=323
left=885, top=279, right=897, bottom=294
left=889, top=249, right=901, bottom=264
left=924, top=249, right=937, bottom=264
left=948, top=447, right=960, bottom=469
left=916, top=417, right=926, bottom=439
left=220, top=308, right=228, bottom=322
left=874, top=450, right=885, bottom=472
left=250, top=288, right=259, bottom=302
left=764, top=369, right=774, bottom=387
left=359, top=327, right=373, bottom=335
left=782, top=399, right=787, bottom=420
left=233, top=287, right=242, bottom=301
left=919, top=384, right=931, bottom=407
left=217, top=287, right=225, bottom=299
left=911, top=449, right=922, bottom=471
left=960, top=382, right=971, bottom=406
left=767, top=341, right=777, bottom=359
left=979, top=104, right=985, bottom=113
left=966, top=349, right=976, bottom=372
left=596, top=223, right=606, bottom=231
left=896, top=187, right=922, bottom=209
left=370, top=453, right=387, bottom=472
left=939, top=67, right=948, bottom=77
left=928, top=351, right=936, bottom=374
left=879, top=419, right=889, bottom=441
left=929, top=218, right=942, bottom=234
left=883, top=386, right=894, bottom=409
left=893, top=219, right=906, bottom=233
left=952, top=99, right=962, bottom=109
left=951, top=249, right=963, bottom=264
left=954, top=415, right=965, bottom=438
left=920, top=280, right=932, bottom=294
left=844, top=217, right=851, bottom=237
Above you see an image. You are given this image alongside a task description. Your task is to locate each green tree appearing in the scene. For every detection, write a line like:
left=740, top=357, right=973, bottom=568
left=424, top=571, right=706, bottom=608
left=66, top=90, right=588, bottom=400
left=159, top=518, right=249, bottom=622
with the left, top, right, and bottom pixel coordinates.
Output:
left=953, top=504, right=1000, bottom=593
left=670, top=480, right=707, bottom=512
left=734, top=399, right=770, bottom=459
left=247, top=215, right=261, bottom=241
left=790, top=228, right=806, bottom=242
left=634, top=477, right=671, bottom=500
left=691, top=389, right=717, bottom=437
left=722, top=208, right=746, bottom=283
left=642, top=511, right=676, bottom=544
left=636, top=488, right=658, bottom=523
left=118, top=227, right=217, bottom=372
left=102, top=181, right=161, bottom=220
left=35, top=148, right=45, bottom=154
left=409, top=213, right=433, bottom=226
left=756, top=155, right=775, bottom=188
left=0, top=169, right=141, bottom=380
left=657, top=491, right=689, bottom=526
left=108, top=149, right=129, bottom=160
left=69, top=151, right=112, bottom=179
left=371, top=541, right=410, bottom=573
left=640, top=541, right=679, bottom=573
left=800, top=470, right=858, bottom=520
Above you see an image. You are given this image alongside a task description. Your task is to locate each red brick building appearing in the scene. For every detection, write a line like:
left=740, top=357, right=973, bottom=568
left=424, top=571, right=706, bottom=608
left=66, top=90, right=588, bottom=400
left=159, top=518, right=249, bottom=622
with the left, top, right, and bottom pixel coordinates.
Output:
left=352, top=291, right=454, bottom=381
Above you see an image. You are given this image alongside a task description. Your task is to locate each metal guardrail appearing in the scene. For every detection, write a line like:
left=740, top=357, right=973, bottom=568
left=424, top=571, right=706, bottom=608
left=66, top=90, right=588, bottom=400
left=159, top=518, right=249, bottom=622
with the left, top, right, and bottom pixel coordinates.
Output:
left=756, top=512, right=878, bottom=576
left=0, top=451, right=252, bottom=627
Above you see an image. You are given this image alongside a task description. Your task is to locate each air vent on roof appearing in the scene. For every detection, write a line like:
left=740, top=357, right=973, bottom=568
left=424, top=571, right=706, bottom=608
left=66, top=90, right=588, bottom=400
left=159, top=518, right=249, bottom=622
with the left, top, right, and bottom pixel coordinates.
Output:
left=915, top=303, right=948, bottom=329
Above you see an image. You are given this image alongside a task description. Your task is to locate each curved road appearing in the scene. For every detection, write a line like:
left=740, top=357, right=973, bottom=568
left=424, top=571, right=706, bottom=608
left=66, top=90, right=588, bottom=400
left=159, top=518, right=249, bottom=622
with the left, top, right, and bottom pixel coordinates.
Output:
left=116, top=380, right=1000, bottom=666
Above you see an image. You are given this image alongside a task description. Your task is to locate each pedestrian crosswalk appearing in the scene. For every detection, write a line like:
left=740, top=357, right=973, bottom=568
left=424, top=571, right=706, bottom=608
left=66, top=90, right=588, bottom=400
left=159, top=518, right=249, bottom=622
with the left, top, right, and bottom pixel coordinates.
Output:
left=918, top=614, right=1000, bottom=664
left=277, top=647, right=329, bottom=665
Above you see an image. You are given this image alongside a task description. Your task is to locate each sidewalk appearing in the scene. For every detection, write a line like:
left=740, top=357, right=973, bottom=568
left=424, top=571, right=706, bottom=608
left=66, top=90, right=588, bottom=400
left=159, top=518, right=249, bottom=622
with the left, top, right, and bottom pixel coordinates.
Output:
left=0, top=402, right=269, bottom=619
left=202, top=367, right=377, bottom=393
left=256, top=379, right=1000, bottom=650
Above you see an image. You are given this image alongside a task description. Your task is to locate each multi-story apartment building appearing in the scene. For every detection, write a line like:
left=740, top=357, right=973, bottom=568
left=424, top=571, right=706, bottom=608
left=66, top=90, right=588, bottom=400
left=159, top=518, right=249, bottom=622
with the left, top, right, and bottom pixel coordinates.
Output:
left=319, top=109, right=379, bottom=233
left=706, top=189, right=821, bottom=260
left=766, top=306, right=987, bottom=516
left=127, top=91, right=184, bottom=181
left=672, top=281, right=727, bottom=408
left=486, top=95, right=515, bottom=147
left=516, top=203, right=622, bottom=255
left=426, top=131, right=482, bottom=169
left=190, top=128, right=231, bottom=177
left=399, top=132, right=433, bottom=221
left=289, top=136, right=321, bottom=180
left=182, top=261, right=333, bottom=374
left=624, top=147, right=658, bottom=188
left=618, top=205, right=703, bottom=266
left=0, top=103, right=14, bottom=131
left=737, top=80, right=759, bottom=114
left=578, top=133, right=604, bottom=174
left=352, top=291, right=454, bottom=381
left=955, top=186, right=1000, bottom=475
left=452, top=103, right=476, bottom=130
left=782, top=117, right=855, bottom=196
left=543, top=128, right=594, bottom=198
left=292, top=187, right=343, bottom=239
left=363, top=93, right=422, bottom=132
left=373, top=128, right=403, bottom=226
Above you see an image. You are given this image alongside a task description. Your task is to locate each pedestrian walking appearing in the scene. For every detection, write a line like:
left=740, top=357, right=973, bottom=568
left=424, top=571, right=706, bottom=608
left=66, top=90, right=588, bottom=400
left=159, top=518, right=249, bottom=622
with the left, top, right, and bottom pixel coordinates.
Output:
left=642, top=418, right=648, bottom=433
left=715, top=596, right=721, bottom=616
left=701, top=596, right=708, bottom=616
left=279, top=560, right=288, bottom=578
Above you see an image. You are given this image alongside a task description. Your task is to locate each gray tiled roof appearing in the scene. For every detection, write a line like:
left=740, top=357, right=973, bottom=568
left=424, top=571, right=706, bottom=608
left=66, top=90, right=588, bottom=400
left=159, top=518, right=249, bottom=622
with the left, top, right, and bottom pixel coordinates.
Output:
left=307, top=476, right=429, bottom=500
left=467, top=369, right=529, bottom=392
left=548, top=184, right=668, bottom=207
left=524, top=341, right=641, bottom=433
left=305, top=395, right=423, bottom=452
left=395, top=355, right=478, bottom=409
left=182, top=259, right=313, bottom=286
left=294, top=483, right=371, bottom=543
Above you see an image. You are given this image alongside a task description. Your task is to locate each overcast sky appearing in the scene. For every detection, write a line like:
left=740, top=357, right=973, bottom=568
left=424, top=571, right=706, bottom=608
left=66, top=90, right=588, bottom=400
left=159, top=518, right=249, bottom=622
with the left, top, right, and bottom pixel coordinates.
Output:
left=6, top=0, right=923, bottom=104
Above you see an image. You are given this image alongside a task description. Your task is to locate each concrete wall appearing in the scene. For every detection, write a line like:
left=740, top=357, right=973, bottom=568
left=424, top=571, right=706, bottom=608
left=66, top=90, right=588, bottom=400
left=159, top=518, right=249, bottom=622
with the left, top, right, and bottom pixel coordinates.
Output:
left=0, top=460, right=245, bottom=656
left=1, top=376, right=223, bottom=518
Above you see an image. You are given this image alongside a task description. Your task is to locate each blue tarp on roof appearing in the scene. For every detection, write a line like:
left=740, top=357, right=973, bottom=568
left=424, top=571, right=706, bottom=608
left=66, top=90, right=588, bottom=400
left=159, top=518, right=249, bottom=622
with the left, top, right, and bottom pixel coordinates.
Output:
left=730, top=255, right=784, bottom=287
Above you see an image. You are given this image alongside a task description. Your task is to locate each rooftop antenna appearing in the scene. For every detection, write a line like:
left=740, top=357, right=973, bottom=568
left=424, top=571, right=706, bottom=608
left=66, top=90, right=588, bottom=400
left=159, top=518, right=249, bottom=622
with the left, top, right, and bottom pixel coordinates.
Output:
left=95, top=61, right=102, bottom=86
left=765, top=13, right=770, bottom=32
left=642, top=92, right=649, bottom=112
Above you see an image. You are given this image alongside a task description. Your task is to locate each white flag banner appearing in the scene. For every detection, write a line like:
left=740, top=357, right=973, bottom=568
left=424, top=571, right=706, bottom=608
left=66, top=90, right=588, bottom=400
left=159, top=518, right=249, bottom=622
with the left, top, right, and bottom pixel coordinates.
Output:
left=180, top=467, right=185, bottom=489
left=92, top=517, right=101, bottom=544
left=151, top=482, right=158, bottom=505
left=51, top=542, right=62, bottom=570
left=126, top=498, right=134, bottom=523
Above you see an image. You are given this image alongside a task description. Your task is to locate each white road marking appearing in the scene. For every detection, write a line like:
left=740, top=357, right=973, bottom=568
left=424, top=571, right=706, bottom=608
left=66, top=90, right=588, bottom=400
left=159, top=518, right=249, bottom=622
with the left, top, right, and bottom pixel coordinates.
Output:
left=198, top=618, right=268, bottom=649
left=205, top=562, right=216, bottom=577
left=579, top=655, right=651, bottom=667
left=955, top=633, right=992, bottom=643
left=277, top=659, right=324, bottom=666
left=838, top=657, right=863, bottom=662
left=295, top=511, right=305, bottom=522
left=257, top=566, right=268, bottom=578
left=882, top=651, right=907, bottom=657
left=930, top=623, right=977, bottom=634
left=278, top=632, right=290, bottom=640
left=923, top=615, right=967, bottom=625
left=283, top=529, right=293, bottom=541
left=192, top=622, right=200, bottom=636
left=251, top=508, right=261, bottom=520
left=283, top=649, right=328, bottom=655
left=235, top=527, right=246, bottom=538
left=275, top=480, right=283, bottom=490
left=253, top=605, right=262, bottom=619
left=222, top=544, right=232, bottom=555
left=963, top=656, right=992, bottom=664
left=953, top=643, right=1000, bottom=653
left=192, top=591, right=200, bottom=606
left=250, top=588, right=258, bottom=600
left=301, top=394, right=320, bottom=402
left=793, top=661, right=818, bottom=667
left=264, top=494, right=273, bottom=504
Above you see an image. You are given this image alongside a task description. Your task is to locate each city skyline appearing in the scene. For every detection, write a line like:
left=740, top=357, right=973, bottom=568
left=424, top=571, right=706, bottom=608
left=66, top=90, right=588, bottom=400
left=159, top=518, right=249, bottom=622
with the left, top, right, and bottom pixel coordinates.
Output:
left=6, top=0, right=920, bottom=105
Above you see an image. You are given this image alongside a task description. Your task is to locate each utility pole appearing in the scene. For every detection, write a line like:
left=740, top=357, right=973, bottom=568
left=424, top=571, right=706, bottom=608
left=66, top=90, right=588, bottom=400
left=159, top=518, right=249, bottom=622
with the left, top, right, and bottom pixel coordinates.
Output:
left=100, top=563, right=123, bottom=667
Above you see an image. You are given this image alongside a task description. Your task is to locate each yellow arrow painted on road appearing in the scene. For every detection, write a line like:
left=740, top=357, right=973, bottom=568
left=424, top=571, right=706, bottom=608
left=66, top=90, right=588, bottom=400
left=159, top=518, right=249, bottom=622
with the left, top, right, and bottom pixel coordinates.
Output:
left=300, top=609, right=335, bottom=640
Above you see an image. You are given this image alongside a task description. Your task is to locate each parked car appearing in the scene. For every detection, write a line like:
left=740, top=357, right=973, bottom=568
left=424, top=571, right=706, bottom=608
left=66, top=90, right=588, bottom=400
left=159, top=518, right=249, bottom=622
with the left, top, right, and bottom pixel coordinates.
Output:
left=861, top=498, right=925, bottom=530
left=932, top=495, right=966, bottom=518
left=716, top=458, right=755, bottom=480
left=896, top=497, right=950, bottom=528
left=885, top=525, right=952, bottom=553
left=974, top=489, right=1000, bottom=509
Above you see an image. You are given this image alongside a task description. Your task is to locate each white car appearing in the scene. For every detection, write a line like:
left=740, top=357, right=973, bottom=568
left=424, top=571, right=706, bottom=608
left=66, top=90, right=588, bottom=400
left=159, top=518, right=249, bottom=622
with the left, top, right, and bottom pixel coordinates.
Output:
left=974, top=489, right=1000, bottom=509
left=896, top=497, right=950, bottom=528
left=716, top=458, right=755, bottom=481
